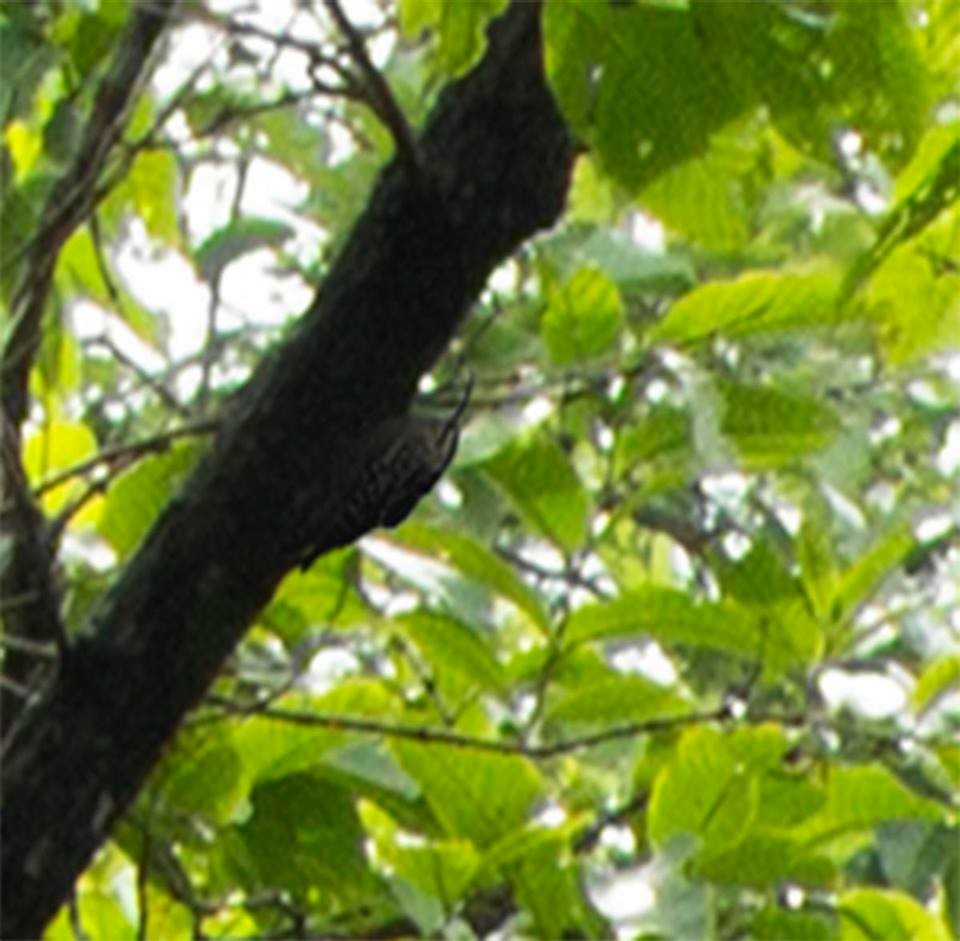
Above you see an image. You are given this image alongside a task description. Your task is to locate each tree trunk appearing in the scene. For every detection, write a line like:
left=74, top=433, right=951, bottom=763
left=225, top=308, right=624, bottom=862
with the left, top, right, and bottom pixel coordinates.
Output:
left=0, top=3, right=573, bottom=937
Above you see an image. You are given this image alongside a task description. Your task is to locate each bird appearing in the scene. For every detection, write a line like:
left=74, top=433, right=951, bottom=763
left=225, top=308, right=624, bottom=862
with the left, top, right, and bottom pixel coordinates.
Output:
left=298, top=375, right=473, bottom=568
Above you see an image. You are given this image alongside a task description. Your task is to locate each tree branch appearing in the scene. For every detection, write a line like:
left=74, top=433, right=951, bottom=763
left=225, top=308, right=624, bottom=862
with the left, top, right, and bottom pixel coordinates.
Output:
left=202, top=697, right=729, bottom=758
left=29, top=420, right=219, bottom=501
left=0, top=3, right=573, bottom=936
left=321, top=0, right=420, bottom=176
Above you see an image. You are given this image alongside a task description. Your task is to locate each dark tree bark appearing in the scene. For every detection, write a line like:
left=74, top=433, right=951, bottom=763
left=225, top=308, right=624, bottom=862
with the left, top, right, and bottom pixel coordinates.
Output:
left=0, top=3, right=573, bottom=937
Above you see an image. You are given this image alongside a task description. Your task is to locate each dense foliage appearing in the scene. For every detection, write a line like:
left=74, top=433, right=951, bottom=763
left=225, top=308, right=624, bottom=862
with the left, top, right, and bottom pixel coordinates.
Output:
left=2, top=0, right=958, bottom=938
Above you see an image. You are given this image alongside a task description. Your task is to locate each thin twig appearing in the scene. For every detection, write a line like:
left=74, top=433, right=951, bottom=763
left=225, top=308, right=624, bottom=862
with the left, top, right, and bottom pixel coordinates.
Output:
left=0, top=634, right=58, bottom=658
left=0, top=675, right=37, bottom=700
left=198, top=152, right=252, bottom=412
left=498, top=544, right=612, bottom=599
left=189, top=89, right=332, bottom=139
left=30, top=420, right=219, bottom=499
left=202, top=696, right=729, bottom=757
left=88, top=335, right=190, bottom=418
left=574, top=791, right=649, bottom=853
left=321, top=0, right=420, bottom=176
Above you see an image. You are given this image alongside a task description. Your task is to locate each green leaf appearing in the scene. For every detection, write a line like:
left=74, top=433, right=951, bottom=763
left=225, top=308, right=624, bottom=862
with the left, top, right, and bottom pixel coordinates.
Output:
left=651, top=269, right=841, bottom=345
left=754, top=772, right=827, bottom=830
left=894, top=124, right=960, bottom=206
left=512, top=830, right=606, bottom=938
left=195, top=217, right=293, bottom=283
left=162, top=729, right=245, bottom=824
left=392, top=841, right=479, bottom=931
left=483, top=434, right=591, bottom=552
left=361, top=537, right=498, bottom=629
left=545, top=672, right=688, bottom=730
left=858, top=227, right=960, bottom=365
left=944, top=827, right=960, bottom=940
left=47, top=891, right=132, bottom=941
left=649, top=834, right=715, bottom=940
left=97, top=441, right=206, bottom=557
left=465, top=312, right=544, bottom=375
left=567, top=155, right=615, bottom=224
left=183, top=85, right=258, bottom=137
left=399, top=0, right=507, bottom=76
left=715, top=542, right=823, bottom=672
left=717, top=539, right=797, bottom=608
left=838, top=887, right=952, bottom=941
left=323, top=741, right=420, bottom=803
left=574, top=228, right=696, bottom=294
left=395, top=610, right=507, bottom=696
left=398, top=523, right=549, bottom=632
left=236, top=773, right=375, bottom=900
left=752, top=906, right=833, bottom=940
left=727, top=723, right=791, bottom=770
left=544, top=1, right=749, bottom=191
left=306, top=151, right=383, bottom=246
left=566, top=587, right=765, bottom=660
left=68, top=11, right=121, bottom=77
left=876, top=822, right=959, bottom=910
left=121, top=149, right=179, bottom=243
left=537, top=225, right=694, bottom=297
left=697, top=834, right=834, bottom=888
left=55, top=228, right=159, bottom=343
left=23, top=419, right=97, bottom=515
left=4, top=118, right=43, bottom=180
left=33, top=310, right=82, bottom=403
left=320, top=742, right=434, bottom=838
left=719, top=380, right=841, bottom=469
left=614, top=405, right=692, bottom=477
left=845, top=138, right=960, bottom=314
left=648, top=727, right=757, bottom=856
left=234, top=681, right=397, bottom=785
left=268, top=549, right=367, bottom=643
left=0, top=18, right=58, bottom=124
left=56, top=228, right=111, bottom=302
left=391, top=739, right=542, bottom=849
left=691, top=1, right=929, bottom=167
left=541, top=266, right=623, bottom=365
left=639, top=121, right=755, bottom=251
left=796, top=765, right=946, bottom=856
left=478, top=823, right=575, bottom=880
left=689, top=2, right=829, bottom=162
left=912, top=654, right=960, bottom=713
left=835, top=525, right=915, bottom=625
left=254, top=107, right=330, bottom=188
left=43, top=97, right=81, bottom=165
left=1, top=172, right=55, bottom=300
left=798, top=505, right=840, bottom=623
left=826, top=4, right=931, bottom=164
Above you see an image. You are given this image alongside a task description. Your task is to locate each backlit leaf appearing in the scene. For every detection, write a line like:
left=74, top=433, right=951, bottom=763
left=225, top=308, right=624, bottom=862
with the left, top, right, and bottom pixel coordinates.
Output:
left=483, top=434, right=591, bottom=552
left=541, top=266, right=623, bottom=365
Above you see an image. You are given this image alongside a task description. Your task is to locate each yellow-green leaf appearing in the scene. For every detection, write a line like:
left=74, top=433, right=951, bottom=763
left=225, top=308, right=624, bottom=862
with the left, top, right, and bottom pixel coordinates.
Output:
left=649, top=726, right=757, bottom=855
left=566, top=587, right=765, bottom=659
left=24, top=420, right=97, bottom=516
left=542, top=266, right=623, bottom=365
left=913, top=654, right=960, bottom=713
left=392, top=738, right=542, bottom=848
left=483, top=434, right=591, bottom=552
left=839, top=887, right=952, bottom=941
left=652, top=270, right=841, bottom=345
